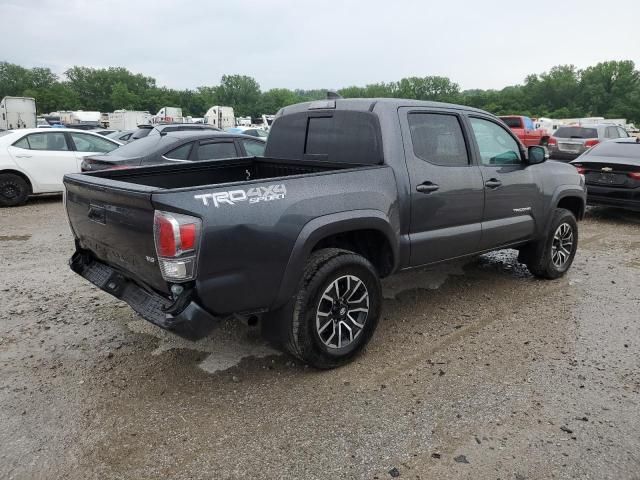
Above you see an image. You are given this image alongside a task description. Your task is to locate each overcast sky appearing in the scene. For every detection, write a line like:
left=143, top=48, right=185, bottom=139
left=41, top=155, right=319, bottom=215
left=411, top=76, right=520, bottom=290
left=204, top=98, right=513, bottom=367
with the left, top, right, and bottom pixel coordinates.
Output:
left=2, top=0, right=639, bottom=92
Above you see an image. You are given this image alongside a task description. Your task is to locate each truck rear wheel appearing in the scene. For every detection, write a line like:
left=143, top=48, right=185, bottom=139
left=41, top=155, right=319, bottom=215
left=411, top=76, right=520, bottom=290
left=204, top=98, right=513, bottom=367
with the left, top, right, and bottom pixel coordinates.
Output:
left=519, top=208, right=578, bottom=279
left=0, top=173, right=30, bottom=207
left=265, top=248, right=382, bottom=369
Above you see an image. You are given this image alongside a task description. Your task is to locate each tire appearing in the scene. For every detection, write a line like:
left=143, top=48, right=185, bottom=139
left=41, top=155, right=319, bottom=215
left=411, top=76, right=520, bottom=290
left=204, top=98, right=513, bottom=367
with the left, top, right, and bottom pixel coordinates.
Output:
left=519, top=208, right=578, bottom=279
left=263, top=248, right=382, bottom=369
left=0, top=173, right=30, bottom=207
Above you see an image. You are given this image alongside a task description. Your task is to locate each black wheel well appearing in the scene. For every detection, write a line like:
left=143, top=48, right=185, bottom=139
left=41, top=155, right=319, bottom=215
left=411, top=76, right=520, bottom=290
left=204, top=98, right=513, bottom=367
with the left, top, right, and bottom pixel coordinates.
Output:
left=557, top=196, right=584, bottom=220
left=311, top=229, right=394, bottom=277
left=0, top=169, right=33, bottom=194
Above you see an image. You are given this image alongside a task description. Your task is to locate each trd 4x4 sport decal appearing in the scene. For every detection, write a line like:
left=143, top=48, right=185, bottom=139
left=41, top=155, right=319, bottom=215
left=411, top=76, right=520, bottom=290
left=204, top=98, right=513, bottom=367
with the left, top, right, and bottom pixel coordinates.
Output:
left=194, top=184, right=287, bottom=208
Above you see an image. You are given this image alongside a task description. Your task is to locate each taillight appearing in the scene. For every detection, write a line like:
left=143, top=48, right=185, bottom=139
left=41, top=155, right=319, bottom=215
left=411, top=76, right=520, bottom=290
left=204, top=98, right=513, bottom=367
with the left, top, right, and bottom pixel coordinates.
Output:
left=584, top=139, right=600, bottom=148
left=628, top=172, right=640, bottom=180
left=548, top=137, right=557, bottom=146
left=153, top=211, right=201, bottom=282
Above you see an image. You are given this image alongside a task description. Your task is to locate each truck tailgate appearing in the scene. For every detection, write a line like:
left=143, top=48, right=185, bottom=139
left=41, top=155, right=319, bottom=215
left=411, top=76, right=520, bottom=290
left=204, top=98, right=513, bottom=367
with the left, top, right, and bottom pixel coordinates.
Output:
left=64, top=174, right=168, bottom=294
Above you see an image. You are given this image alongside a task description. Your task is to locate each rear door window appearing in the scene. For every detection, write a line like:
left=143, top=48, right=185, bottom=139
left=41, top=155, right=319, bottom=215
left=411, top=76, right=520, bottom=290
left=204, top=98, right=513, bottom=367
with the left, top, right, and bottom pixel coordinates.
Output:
left=241, top=139, right=266, bottom=156
left=164, top=142, right=193, bottom=160
left=16, top=132, right=70, bottom=151
left=408, top=113, right=469, bottom=167
left=196, top=141, right=238, bottom=160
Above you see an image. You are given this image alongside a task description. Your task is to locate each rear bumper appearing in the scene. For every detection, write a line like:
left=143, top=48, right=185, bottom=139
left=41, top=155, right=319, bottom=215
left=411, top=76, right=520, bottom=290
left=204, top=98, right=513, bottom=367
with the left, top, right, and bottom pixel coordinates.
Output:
left=586, top=185, right=640, bottom=211
left=70, top=251, right=221, bottom=340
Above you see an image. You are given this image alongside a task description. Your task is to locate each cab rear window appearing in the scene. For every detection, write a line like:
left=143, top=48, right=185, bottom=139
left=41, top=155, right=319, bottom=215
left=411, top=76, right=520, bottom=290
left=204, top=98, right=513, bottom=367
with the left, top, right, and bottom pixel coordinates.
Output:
left=554, top=127, right=598, bottom=139
left=266, top=110, right=383, bottom=165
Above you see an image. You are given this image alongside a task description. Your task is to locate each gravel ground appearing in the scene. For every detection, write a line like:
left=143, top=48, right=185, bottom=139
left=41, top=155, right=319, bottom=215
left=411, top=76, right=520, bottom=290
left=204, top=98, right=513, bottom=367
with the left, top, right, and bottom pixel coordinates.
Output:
left=1, top=196, right=639, bottom=480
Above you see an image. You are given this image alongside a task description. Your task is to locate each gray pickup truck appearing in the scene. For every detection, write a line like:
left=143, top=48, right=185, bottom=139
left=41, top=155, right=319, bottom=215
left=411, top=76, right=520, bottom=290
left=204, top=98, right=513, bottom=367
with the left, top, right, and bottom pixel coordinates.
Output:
left=64, top=98, right=586, bottom=368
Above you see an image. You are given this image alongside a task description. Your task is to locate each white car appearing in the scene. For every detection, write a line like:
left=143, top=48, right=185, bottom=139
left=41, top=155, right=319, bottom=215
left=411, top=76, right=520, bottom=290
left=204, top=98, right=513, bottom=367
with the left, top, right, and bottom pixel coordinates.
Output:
left=0, top=128, right=121, bottom=206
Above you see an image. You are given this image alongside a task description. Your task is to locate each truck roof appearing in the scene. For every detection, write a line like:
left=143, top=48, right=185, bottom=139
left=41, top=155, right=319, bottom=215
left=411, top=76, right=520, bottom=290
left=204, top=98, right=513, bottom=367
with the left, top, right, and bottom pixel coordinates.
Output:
left=278, top=98, right=492, bottom=116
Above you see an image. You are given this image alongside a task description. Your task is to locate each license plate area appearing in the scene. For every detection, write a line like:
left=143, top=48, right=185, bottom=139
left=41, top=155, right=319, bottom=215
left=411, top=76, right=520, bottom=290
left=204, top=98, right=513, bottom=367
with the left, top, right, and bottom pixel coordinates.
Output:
left=559, top=143, right=581, bottom=152
left=591, top=172, right=625, bottom=185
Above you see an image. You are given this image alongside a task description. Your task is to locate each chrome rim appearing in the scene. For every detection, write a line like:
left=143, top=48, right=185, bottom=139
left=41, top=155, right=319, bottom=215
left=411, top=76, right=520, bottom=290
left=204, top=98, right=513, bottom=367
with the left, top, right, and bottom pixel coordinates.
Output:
left=316, top=275, right=369, bottom=349
left=551, top=222, right=574, bottom=268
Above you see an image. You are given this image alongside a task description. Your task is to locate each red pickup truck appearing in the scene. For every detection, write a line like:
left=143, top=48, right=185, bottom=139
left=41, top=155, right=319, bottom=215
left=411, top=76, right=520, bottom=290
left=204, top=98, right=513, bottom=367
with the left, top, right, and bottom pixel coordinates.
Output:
left=499, top=115, right=550, bottom=147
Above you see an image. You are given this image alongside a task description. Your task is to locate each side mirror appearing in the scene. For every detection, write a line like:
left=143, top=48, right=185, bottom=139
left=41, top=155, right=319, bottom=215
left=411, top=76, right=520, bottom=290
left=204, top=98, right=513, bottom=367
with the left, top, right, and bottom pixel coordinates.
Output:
left=527, top=145, right=548, bottom=164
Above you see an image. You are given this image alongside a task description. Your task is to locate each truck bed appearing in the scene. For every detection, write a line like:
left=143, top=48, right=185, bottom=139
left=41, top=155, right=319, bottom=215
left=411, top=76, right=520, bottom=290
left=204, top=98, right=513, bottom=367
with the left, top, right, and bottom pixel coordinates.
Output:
left=85, top=157, right=360, bottom=190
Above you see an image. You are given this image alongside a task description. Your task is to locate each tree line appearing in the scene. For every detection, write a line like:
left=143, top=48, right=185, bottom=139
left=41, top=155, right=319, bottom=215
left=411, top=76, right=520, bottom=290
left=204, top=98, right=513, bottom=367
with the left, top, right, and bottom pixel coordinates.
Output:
left=1, top=60, right=639, bottom=123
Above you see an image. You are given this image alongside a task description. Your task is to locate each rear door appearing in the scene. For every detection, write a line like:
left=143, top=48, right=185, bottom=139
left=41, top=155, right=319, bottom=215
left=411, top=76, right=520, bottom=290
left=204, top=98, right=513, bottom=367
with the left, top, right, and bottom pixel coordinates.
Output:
left=8, top=131, right=78, bottom=191
left=466, top=115, right=540, bottom=249
left=399, top=107, right=484, bottom=266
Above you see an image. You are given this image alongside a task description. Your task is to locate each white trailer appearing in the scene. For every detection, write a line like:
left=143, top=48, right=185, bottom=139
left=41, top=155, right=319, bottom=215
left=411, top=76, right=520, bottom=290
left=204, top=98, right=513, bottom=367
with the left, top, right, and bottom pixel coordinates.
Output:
left=108, top=110, right=152, bottom=130
left=236, top=116, right=252, bottom=127
left=153, top=107, right=183, bottom=124
left=68, top=111, right=101, bottom=126
left=0, top=96, right=37, bottom=130
left=204, top=106, right=235, bottom=129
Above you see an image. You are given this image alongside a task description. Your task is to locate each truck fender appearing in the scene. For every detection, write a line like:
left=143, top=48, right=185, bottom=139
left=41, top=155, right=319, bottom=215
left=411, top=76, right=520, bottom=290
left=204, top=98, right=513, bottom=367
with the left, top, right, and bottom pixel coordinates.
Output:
left=543, top=185, right=587, bottom=235
left=271, top=210, right=399, bottom=310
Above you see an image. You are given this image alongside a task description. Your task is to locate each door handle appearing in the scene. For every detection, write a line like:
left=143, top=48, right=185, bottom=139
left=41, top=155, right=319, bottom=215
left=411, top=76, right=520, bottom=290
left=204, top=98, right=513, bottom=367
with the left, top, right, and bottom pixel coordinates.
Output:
left=416, top=182, right=439, bottom=193
left=485, top=179, right=502, bottom=189
left=15, top=155, right=32, bottom=158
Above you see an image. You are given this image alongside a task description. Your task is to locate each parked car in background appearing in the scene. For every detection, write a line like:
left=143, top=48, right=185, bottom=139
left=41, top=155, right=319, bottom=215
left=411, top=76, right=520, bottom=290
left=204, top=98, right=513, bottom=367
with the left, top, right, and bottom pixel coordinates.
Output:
left=81, top=131, right=266, bottom=172
left=499, top=115, right=550, bottom=147
left=0, top=128, right=120, bottom=206
left=224, top=126, right=268, bottom=138
left=129, top=123, right=221, bottom=142
left=549, top=124, right=630, bottom=160
left=106, top=129, right=136, bottom=143
left=571, top=138, right=640, bottom=211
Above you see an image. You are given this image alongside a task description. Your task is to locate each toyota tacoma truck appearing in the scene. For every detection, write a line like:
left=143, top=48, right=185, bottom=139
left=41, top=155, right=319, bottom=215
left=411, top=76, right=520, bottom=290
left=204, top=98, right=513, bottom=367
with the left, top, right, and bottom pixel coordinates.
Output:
left=500, top=115, right=550, bottom=147
left=64, top=98, right=586, bottom=368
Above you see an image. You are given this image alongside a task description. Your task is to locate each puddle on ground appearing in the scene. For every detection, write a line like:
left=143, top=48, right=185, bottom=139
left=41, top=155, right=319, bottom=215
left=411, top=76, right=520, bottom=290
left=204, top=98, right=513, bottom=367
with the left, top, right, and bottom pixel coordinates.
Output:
left=381, top=261, right=465, bottom=299
left=123, top=251, right=525, bottom=373
left=126, top=316, right=280, bottom=374
left=0, top=235, right=31, bottom=241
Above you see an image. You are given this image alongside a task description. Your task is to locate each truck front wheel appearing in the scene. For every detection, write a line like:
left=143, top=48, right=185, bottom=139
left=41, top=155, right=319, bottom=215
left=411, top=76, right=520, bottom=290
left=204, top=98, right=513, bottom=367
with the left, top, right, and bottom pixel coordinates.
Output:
left=519, top=208, right=578, bottom=279
left=265, top=248, right=382, bottom=369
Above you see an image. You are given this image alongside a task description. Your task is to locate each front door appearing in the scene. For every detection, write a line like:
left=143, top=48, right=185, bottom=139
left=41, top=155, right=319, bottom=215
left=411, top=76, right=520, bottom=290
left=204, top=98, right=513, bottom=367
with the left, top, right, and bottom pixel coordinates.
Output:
left=400, top=108, right=485, bottom=266
left=467, top=116, right=541, bottom=250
